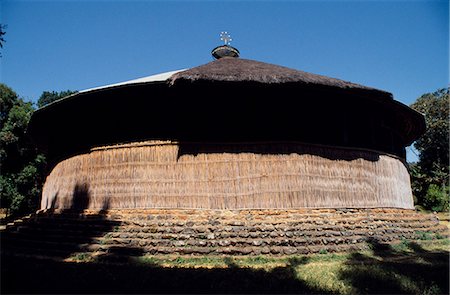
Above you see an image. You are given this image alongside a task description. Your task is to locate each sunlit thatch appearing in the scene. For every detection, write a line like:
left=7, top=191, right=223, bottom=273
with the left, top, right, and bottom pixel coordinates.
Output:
left=41, top=140, right=413, bottom=210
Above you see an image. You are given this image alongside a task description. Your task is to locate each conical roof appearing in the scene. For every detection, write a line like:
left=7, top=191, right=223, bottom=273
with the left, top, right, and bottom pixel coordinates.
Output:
left=46, top=57, right=393, bottom=105
left=169, top=57, right=392, bottom=99
left=28, top=55, right=425, bottom=160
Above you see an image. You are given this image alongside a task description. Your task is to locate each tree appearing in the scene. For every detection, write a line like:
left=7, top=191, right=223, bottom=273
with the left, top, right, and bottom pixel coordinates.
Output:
left=0, top=24, right=6, bottom=57
left=37, top=90, right=77, bottom=108
left=410, top=88, right=449, bottom=211
left=0, top=86, right=77, bottom=218
left=0, top=84, right=46, bottom=217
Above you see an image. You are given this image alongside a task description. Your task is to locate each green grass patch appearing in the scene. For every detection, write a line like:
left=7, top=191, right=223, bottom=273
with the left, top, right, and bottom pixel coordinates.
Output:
left=319, top=248, right=328, bottom=254
left=390, top=239, right=412, bottom=253
left=138, top=255, right=228, bottom=268
left=415, top=231, right=434, bottom=240
left=67, top=252, right=93, bottom=262
left=135, top=252, right=352, bottom=269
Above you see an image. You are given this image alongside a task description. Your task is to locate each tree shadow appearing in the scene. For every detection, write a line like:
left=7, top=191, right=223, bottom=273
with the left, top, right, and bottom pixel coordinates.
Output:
left=71, top=182, right=91, bottom=210
left=95, top=246, right=145, bottom=264
left=1, top=181, right=119, bottom=260
left=339, top=238, right=449, bottom=294
left=2, top=252, right=329, bottom=294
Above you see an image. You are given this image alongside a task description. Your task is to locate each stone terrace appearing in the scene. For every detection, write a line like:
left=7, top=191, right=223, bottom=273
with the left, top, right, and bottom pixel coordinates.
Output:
left=1, top=208, right=448, bottom=259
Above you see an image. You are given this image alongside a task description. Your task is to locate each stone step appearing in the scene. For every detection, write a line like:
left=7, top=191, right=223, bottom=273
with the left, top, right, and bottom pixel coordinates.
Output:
left=0, top=211, right=399, bottom=220
left=1, top=244, right=81, bottom=259
left=33, top=218, right=120, bottom=228
left=24, top=211, right=438, bottom=227
left=7, top=215, right=439, bottom=229
left=0, top=236, right=368, bottom=256
left=111, top=216, right=436, bottom=225
left=129, top=222, right=431, bottom=233
left=5, top=221, right=439, bottom=244
left=2, top=231, right=446, bottom=259
left=1, top=227, right=369, bottom=245
left=1, top=234, right=98, bottom=253
left=1, top=231, right=106, bottom=246
left=1, top=227, right=429, bottom=254
left=4, top=216, right=445, bottom=241
left=13, top=223, right=119, bottom=236
left=36, top=211, right=428, bottom=222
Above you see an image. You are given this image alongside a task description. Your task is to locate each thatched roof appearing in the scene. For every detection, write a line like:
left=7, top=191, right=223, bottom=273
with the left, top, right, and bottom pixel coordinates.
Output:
left=28, top=56, right=425, bottom=162
left=169, top=57, right=393, bottom=99
left=38, top=57, right=393, bottom=111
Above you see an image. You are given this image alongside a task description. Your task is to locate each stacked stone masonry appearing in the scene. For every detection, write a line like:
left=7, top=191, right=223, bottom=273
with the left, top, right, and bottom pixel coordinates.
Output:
left=1, top=208, right=448, bottom=258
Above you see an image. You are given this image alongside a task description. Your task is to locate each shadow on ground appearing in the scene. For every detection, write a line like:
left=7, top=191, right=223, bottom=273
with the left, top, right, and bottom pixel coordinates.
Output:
left=2, top=239, right=449, bottom=294
left=1, top=255, right=324, bottom=294
left=339, top=238, right=449, bottom=294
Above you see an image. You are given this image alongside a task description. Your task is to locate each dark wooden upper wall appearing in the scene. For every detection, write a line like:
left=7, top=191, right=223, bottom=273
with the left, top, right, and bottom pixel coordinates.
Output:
left=28, top=81, right=424, bottom=165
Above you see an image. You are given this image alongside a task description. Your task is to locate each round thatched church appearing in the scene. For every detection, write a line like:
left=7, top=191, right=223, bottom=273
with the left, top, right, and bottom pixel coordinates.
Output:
left=19, top=41, right=448, bottom=257
left=29, top=45, right=425, bottom=212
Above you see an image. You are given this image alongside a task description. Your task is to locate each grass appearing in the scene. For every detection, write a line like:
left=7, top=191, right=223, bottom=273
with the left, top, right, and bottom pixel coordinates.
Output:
left=68, top=252, right=93, bottom=262
left=81, top=238, right=446, bottom=266
left=415, top=230, right=434, bottom=240
left=51, top=238, right=448, bottom=294
left=59, top=238, right=450, bottom=294
left=297, top=257, right=352, bottom=293
left=437, top=212, right=450, bottom=230
left=2, top=243, right=449, bottom=294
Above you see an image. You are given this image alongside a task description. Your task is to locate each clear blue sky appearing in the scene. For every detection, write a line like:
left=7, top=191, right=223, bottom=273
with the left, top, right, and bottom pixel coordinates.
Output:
left=1, top=0, right=448, bottom=161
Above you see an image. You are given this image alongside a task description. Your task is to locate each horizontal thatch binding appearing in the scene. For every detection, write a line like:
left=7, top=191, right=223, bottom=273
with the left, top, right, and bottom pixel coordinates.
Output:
left=41, top=141, right=413, bottom=210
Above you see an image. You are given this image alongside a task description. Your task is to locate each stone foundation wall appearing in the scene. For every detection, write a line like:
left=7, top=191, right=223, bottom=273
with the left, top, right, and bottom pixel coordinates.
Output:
left=2, top=208, right=447, bottom=258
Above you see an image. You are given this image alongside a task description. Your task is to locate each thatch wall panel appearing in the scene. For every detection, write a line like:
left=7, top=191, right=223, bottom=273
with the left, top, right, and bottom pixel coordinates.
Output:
left=41, top=141, right=413, bottom=210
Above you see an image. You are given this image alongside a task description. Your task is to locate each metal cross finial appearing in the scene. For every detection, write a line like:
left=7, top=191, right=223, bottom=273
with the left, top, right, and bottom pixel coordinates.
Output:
left=220, top=31, right=232, bottom=45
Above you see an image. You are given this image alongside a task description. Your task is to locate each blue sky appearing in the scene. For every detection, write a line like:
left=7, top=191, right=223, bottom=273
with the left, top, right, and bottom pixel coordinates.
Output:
left=1, top=0, right=448, bottom=161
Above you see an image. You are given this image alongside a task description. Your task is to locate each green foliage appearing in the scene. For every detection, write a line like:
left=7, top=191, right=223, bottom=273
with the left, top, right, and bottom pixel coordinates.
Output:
left=0, top=24, right=5, bottom=46
left=319, top=249, right=328, bottom=254
left=410, top=88, right=449, bottom=212
left=390, top=239, right=410, bottom=252
left=411, top=88, right=449, bottom=174
left=414, top=231, right=434, bottom=241
left=0, top=84, right=46, bottom=217
left=423, top=184, right=449, bottom=212
left=69, top=252, right=93, bottom=262
left=1, top=85, right=77, bottom=218
left=244, top=255, right=271, bottom=264
left=37, top=90, right=77, bottom=108
left=0, top=24, right=6, bottom=57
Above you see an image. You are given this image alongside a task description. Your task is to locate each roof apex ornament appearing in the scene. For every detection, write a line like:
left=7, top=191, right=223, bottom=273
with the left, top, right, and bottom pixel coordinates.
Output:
left=220, top=31, right=232, bottom=45
left=212, top=31, right=240, bottom=59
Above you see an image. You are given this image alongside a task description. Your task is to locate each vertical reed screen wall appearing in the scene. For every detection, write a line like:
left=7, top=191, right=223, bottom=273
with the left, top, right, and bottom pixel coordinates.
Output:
left=41, top=141, right=414, bottom=210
